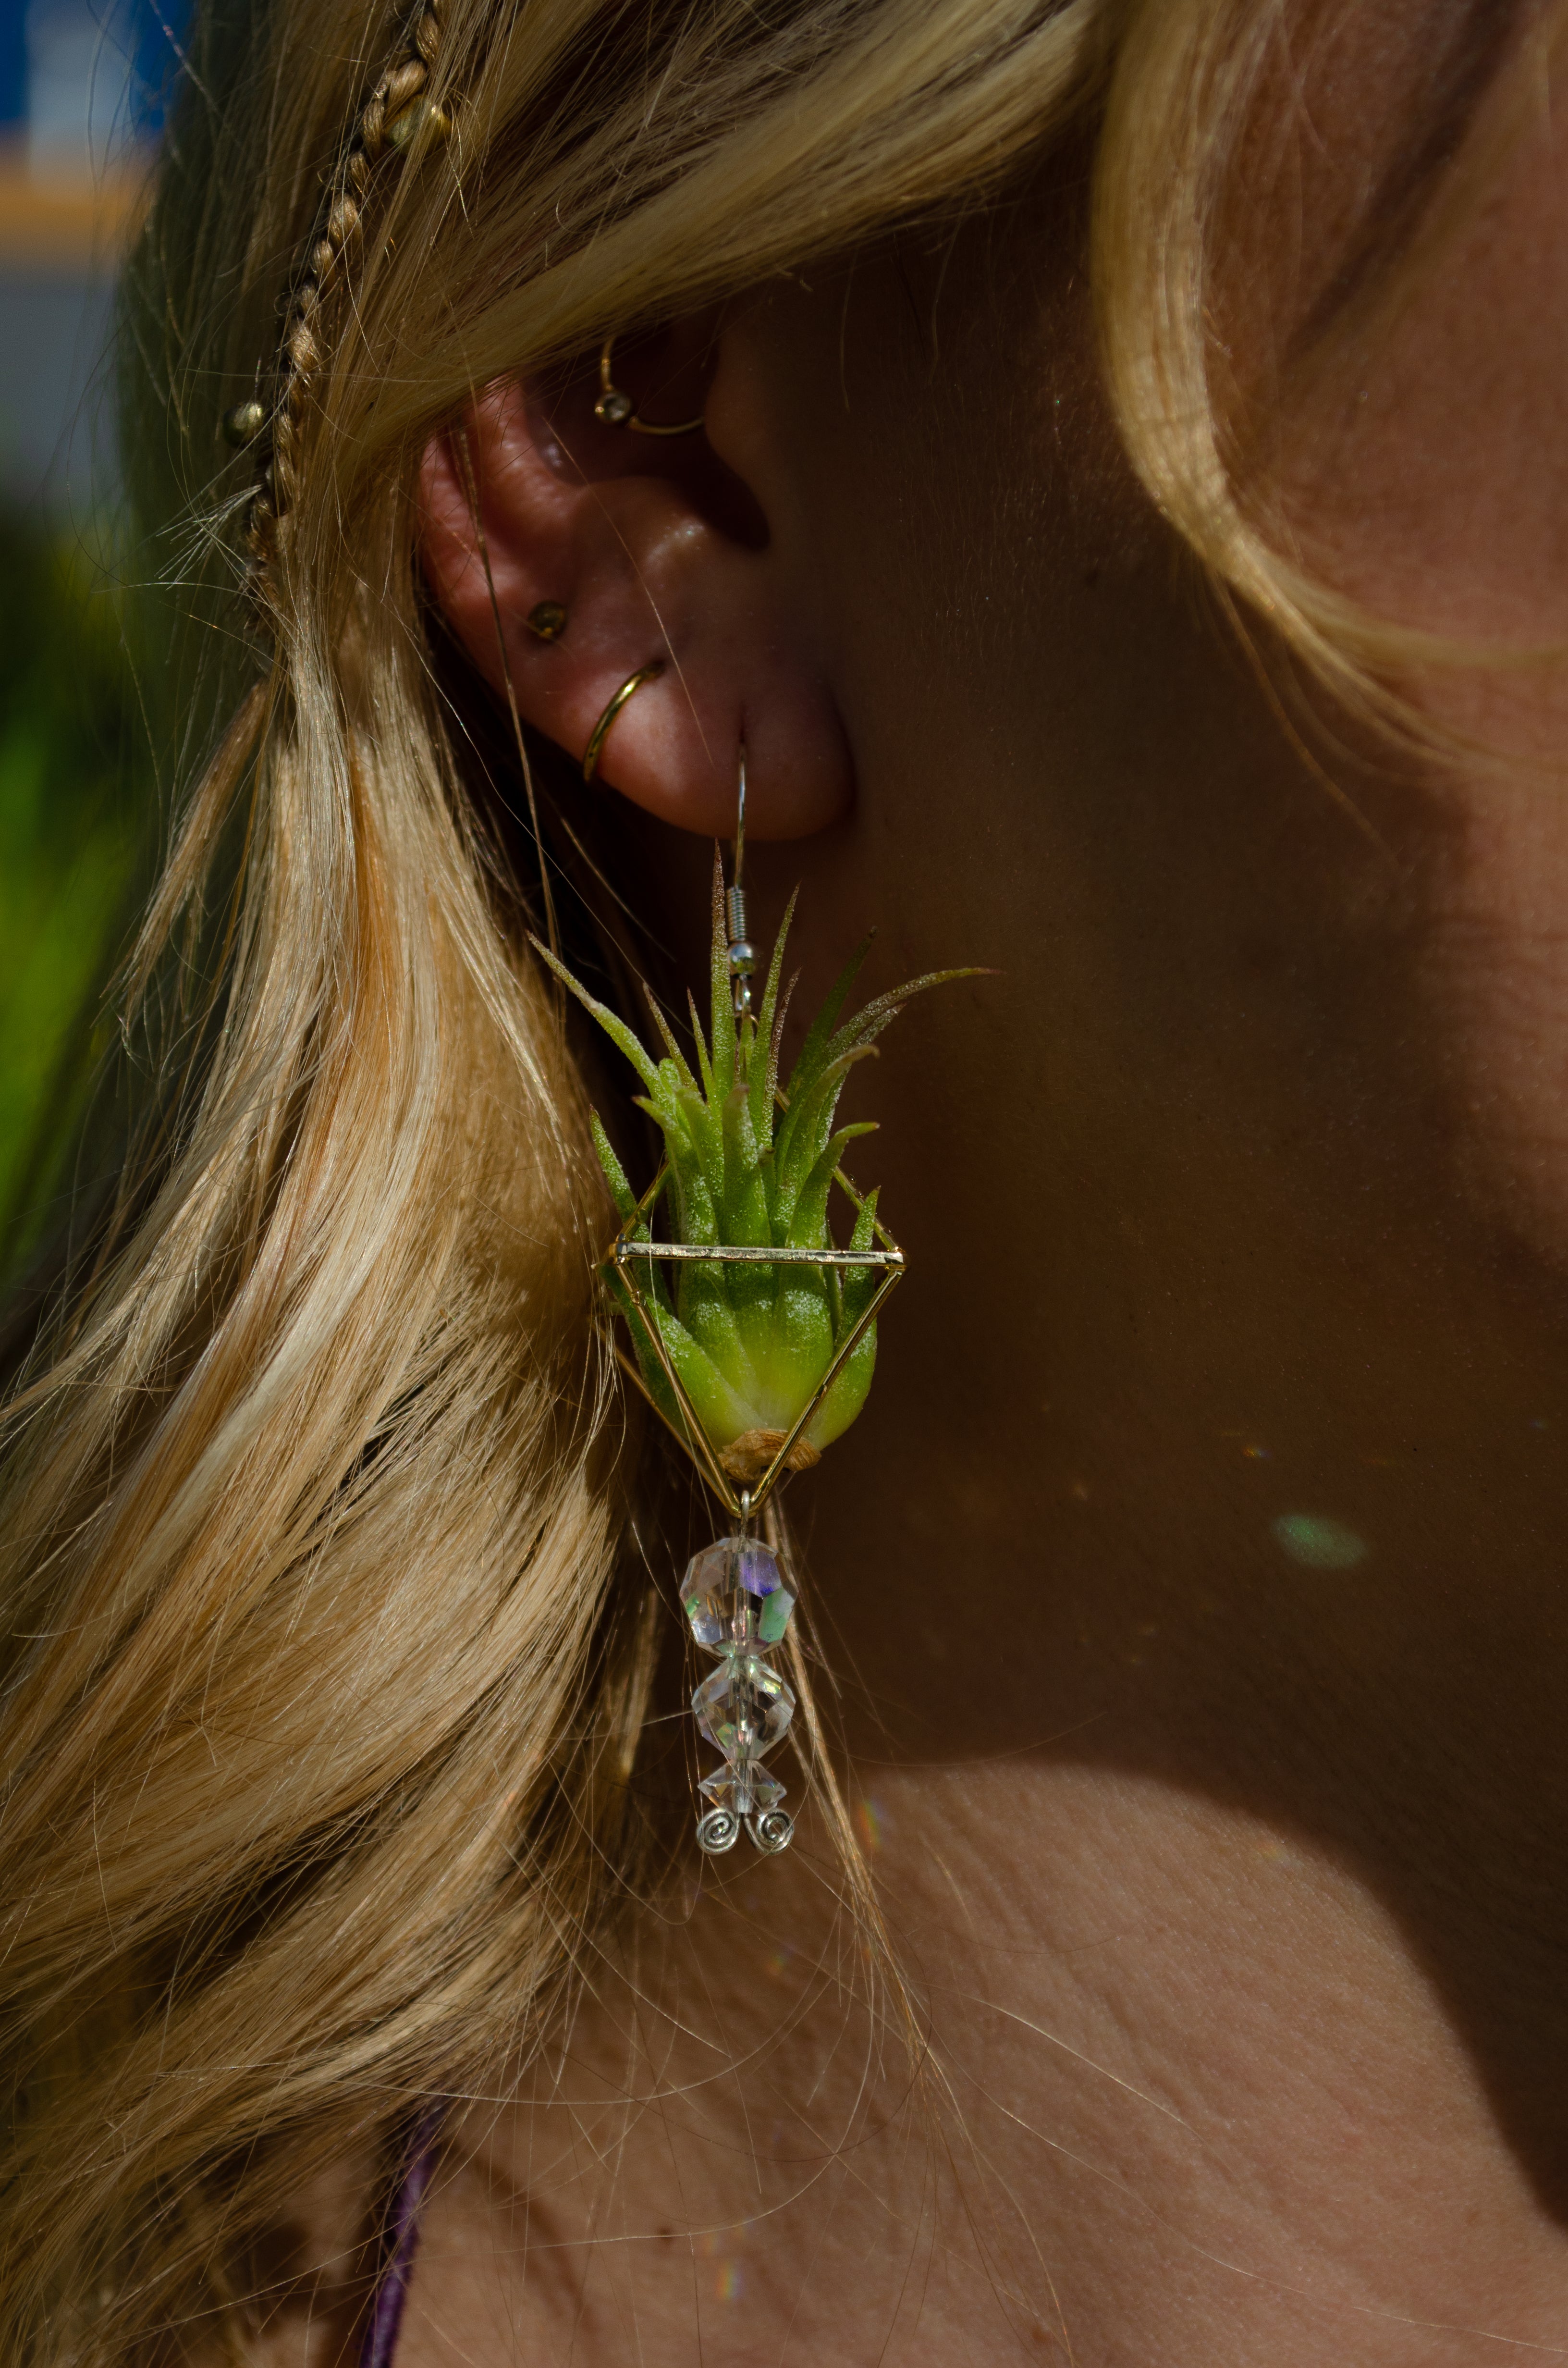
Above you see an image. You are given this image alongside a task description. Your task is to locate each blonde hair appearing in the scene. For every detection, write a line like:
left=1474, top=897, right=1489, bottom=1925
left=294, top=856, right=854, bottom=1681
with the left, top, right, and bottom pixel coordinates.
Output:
left=0, top=0, right=1546, bottom=2353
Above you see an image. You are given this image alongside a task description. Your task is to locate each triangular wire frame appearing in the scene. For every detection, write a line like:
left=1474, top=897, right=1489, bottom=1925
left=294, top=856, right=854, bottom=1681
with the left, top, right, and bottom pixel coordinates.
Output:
left=598, top=1160, right=906, bottom=1521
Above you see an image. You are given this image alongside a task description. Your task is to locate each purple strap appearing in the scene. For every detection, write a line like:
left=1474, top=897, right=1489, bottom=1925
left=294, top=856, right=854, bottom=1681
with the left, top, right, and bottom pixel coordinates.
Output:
left=358, top=2113, right=443, bottom=2368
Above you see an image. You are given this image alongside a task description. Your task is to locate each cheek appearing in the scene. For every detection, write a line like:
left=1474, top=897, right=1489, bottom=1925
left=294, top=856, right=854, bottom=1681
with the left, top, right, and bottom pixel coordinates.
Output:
left=1283, top=97, right=1568, bottom=652
left=734, top=200, right=1152, bottom=750
left=1271, top=68, right=1568, bottom=1264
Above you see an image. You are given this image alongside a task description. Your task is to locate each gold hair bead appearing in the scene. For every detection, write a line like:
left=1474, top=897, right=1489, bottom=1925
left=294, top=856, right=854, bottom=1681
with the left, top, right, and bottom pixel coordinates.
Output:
left=222, top=399, right=266, bottom=448
left=243, top=0, right=451, bottom=616
left=582, top=660, right=665, bottom=783
left=386, top=93, right=450, bottom=150
left=527, top=601, right=567, bottom=642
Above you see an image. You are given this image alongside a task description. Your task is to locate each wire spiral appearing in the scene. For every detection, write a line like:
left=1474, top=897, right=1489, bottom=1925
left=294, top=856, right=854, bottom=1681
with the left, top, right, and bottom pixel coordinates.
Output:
left=747, top=1808, right=793, bottom=1854
left=696, top=1806, right=741, bottom=1854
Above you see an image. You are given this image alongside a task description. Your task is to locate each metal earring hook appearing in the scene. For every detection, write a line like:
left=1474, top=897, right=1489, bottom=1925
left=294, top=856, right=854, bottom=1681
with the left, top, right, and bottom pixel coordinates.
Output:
left=726, top=752, right=755, bottom=1020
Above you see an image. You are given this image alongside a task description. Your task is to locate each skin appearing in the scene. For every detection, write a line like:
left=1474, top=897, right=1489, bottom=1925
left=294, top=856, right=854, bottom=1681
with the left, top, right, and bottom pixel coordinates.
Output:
left=329, top=9, right=1568, bottom=2361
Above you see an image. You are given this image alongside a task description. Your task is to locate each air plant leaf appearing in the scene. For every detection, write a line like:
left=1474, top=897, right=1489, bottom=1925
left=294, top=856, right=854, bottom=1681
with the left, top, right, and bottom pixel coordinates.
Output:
left=534, top=900, right=980, bottom=1484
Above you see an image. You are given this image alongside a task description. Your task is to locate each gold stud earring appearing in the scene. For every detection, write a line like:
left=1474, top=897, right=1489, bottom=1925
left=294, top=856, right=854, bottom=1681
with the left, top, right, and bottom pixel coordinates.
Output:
left=527, top=601, right=567, bottom=642
left=592, top=336, right=704, bottom=438
left=581, top=660, right=665, bottom=783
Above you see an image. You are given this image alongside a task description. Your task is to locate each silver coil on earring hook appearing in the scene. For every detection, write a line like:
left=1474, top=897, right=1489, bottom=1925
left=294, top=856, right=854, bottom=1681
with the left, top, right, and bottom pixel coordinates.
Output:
left=726, top=753, right=755, bottom=1019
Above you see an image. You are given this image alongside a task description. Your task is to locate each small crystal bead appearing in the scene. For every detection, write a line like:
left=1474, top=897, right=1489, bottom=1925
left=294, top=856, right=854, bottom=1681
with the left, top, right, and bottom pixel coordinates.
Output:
left=692, top=1655, right=795, bottom=1760
left=595, top=388, right=634, bottom=425
left=756, top=1584, right=795, bottom=1645
left=681, top=1535, right=801, bottom=1853
left=682, top=1536, right=794, bottom=1652
left=699, top=1763, right=785, bottom=1816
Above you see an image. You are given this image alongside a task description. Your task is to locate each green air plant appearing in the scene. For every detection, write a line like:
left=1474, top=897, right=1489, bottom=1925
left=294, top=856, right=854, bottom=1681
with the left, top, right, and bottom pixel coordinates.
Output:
left=541, top=869, right=968, bottom=1499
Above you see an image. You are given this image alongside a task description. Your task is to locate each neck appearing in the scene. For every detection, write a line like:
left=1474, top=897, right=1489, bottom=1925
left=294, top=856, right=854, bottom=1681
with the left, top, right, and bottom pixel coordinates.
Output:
left=397, top=691, right=1568, bottom=2360
left=396, top=1530, right=1568, bottom=2359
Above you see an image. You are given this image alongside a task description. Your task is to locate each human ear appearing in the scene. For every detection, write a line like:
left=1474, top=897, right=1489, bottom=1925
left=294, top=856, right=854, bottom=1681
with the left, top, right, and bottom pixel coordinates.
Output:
left=418, top=321, right=853, bottom=839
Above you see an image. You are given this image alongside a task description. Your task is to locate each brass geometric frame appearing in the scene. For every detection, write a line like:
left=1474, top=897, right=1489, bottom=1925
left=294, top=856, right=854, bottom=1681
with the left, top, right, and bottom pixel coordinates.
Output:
left=598, top=1161, right=906, bottom=1522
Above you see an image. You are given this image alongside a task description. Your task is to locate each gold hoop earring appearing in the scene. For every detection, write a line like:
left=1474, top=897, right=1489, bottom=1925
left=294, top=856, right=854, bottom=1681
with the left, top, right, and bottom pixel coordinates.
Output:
left=582, top=660, right=665, bottom=783
left=593, top=336, right=704, bottom=438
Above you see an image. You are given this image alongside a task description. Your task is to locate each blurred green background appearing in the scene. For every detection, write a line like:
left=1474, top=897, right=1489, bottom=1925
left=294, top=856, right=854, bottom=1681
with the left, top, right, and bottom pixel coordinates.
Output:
left=0, top=504, right=148, bottom=1247
left=0, top=0, right=179, bottom=1269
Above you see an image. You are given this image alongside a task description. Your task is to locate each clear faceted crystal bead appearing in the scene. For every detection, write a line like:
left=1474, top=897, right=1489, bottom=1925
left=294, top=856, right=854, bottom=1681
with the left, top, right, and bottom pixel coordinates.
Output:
left=755, top=1583, right=795, bottom=1646
left=699, top=1763, right=786, bottom=1816
left=682, top=1537, right=795, bottom=1652
left=692, top=1653, right=796, bottom=1760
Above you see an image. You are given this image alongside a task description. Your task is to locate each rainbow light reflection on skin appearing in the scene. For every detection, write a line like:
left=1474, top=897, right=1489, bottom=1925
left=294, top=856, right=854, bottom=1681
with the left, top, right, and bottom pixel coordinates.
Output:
left=1272, top=1513, right=1369, bottom=1570
left=696, top=2226, right=744, bottom=2301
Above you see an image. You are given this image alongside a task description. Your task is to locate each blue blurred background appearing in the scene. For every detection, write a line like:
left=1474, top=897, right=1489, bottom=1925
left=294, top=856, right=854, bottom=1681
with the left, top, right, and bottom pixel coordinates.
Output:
left=0, top=0, right=183, bottom=1246
left=0, top=0, right=182, bottom=503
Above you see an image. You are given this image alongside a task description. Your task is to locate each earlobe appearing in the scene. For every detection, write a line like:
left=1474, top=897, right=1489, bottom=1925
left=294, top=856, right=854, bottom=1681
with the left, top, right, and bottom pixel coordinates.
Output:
left=418, top=348, right=852, bottom=840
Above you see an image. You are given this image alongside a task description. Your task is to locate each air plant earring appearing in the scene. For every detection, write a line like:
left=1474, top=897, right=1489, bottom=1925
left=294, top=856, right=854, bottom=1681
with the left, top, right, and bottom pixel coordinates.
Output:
left=542, top=759, right=972, bottom=1857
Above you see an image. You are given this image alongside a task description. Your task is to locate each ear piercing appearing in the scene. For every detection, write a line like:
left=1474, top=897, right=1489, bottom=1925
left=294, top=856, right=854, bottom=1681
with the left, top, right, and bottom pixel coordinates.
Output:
left=530, top=616, right=664, bottom=787
left=581, top=659, right=665, bottom=783
left=593, top=335, right=704, bottom=438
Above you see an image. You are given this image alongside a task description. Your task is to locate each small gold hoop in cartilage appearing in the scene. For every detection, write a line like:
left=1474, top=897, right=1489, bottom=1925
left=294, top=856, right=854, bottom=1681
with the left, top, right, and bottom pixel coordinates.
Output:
left=593, top=335, right=705, bottom=437
left=582, top=660, right=665, bottom=783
